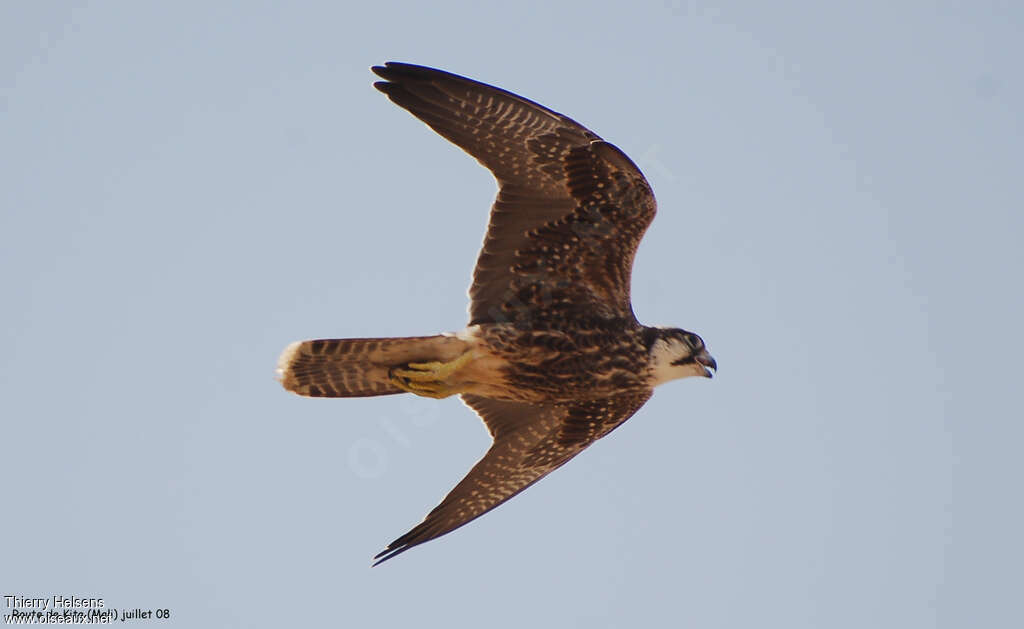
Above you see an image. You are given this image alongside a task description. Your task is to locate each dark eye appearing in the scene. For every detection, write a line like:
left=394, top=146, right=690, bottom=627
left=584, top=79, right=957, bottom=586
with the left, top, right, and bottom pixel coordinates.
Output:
left=686, top=334, right=702, bottom=349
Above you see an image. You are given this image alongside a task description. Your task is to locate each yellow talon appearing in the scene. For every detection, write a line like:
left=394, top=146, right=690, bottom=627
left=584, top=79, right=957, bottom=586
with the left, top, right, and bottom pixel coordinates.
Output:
left=399, top=380, right=464, bottom=399
left=407, top=360, right=442, bottom=370
left=393, top=362, right=443, bottom=382
left=389, top=350, right=475, bottom=399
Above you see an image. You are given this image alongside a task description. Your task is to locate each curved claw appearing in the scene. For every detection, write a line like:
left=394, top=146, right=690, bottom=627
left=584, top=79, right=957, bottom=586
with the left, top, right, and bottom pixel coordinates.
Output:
left=392, top=361, right=447, bottom=382
left=388, top=351, right=475, bottom=399
left=390, top=378, right=463, bottom=399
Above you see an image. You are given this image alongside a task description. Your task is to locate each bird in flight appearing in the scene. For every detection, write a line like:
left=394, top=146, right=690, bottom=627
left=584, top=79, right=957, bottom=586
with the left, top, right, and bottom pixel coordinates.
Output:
left=277, top=62, right=716, bottom=565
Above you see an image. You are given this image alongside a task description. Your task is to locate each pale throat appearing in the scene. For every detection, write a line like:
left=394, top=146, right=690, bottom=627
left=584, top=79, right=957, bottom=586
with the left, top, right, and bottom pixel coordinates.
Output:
left=648, top=339, right=701, bottom=386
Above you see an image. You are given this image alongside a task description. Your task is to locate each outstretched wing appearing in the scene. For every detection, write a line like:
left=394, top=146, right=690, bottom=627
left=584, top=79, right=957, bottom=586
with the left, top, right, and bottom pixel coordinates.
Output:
left=371, top=62, right=657, bottom=326
left=372, top=391, right=652, bottom=565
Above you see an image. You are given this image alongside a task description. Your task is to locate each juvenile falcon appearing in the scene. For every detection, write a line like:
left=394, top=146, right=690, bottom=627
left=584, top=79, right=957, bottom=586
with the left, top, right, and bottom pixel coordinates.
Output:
left=277, top=62, right=716, bottom=565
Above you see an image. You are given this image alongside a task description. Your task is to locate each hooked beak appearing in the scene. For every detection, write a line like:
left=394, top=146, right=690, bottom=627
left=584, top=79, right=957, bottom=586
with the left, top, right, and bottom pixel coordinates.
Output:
left=695, top=350, right=717, bottom=378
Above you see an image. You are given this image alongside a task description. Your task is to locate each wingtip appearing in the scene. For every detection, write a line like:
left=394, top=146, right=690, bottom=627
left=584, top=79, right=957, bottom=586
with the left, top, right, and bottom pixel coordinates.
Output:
left=371, top=62, right=411, bottom=89
left=370, top=544, right=409, bottom=567
left=370, top=61, right=411, bottom=80
left=371, top=61, right=466, bottom=86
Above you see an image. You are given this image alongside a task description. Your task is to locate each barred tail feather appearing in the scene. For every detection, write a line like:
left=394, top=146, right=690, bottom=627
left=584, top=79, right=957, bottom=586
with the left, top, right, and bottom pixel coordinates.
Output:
left=276, top=335, right=468, bottom=398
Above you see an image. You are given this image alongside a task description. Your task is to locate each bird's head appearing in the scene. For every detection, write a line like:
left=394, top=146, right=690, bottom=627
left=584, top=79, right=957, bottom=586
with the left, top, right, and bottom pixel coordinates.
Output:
left=646, top=327, right=717, bottom=386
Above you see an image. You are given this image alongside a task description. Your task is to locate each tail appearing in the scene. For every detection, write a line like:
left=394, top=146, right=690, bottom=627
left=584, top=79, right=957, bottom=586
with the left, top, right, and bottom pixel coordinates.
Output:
left=276, top=335, right=469, bottom=398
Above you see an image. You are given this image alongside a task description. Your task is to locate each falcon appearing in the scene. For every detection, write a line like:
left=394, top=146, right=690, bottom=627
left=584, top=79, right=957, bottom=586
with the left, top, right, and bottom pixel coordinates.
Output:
left=277, top=62, right=716, bottom=565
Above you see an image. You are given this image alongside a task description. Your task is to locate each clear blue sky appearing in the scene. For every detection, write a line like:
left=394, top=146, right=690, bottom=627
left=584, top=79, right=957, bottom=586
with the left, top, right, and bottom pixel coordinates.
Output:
left=2, top=2, right=1022, bottom=627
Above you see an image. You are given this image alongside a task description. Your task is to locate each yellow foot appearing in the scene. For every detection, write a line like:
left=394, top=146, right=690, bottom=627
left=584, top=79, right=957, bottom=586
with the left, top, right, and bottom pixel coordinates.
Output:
left=389, top=351, right=474, bottom=399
